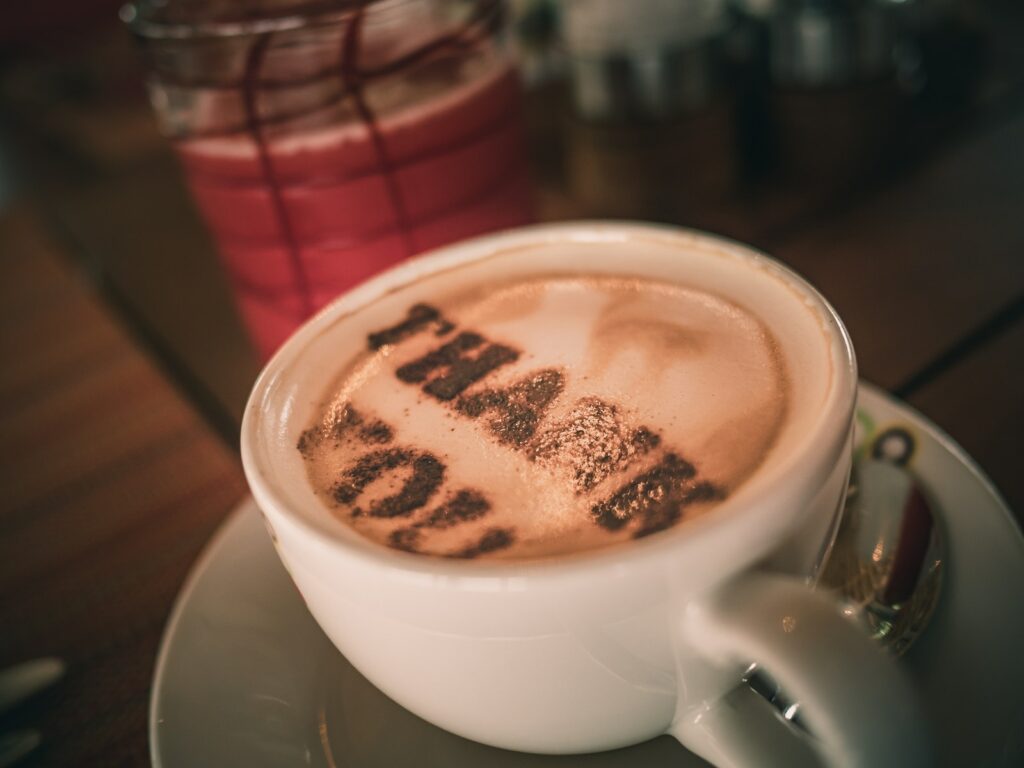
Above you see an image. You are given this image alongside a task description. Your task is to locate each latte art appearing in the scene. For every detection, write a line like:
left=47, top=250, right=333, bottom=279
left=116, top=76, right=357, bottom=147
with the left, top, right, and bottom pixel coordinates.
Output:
left=299, top=276, right=789, bottom=559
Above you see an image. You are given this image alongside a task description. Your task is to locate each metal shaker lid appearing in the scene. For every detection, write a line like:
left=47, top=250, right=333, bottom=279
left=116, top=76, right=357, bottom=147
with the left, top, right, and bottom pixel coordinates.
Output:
left=766, top=0, right=899, bottom=86
left=561, top=0, right=728, bottom=119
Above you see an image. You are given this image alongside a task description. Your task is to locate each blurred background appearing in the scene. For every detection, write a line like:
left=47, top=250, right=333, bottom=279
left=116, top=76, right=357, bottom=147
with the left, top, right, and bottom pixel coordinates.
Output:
left=0, top=1, right=1022, bottom=764
left=0, top=0, right=1019, bottom=436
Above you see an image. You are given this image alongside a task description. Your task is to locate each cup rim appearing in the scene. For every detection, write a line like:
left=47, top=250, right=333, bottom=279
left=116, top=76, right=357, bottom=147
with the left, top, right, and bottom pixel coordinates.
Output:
left=241, top=221, right=858, bottom=582
left=121, top=1, right=352, bottom=41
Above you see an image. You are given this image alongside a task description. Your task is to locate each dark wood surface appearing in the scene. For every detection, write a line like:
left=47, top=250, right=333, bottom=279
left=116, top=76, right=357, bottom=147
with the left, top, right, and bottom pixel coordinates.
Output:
left=0, top=208, right=248, bottom=766
left=0, top=9, right=1023, bottom=766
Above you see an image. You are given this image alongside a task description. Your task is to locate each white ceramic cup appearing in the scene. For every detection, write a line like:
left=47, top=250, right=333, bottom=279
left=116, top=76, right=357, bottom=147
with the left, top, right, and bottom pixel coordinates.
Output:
left=241, top=222, right=929, bottom=767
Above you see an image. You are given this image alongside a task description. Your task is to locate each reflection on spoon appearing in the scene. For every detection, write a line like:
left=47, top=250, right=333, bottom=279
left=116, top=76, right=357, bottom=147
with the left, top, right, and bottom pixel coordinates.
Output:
left=747, top=458, right=944, bottom=729
left=821, top=459, right=944, bottom=655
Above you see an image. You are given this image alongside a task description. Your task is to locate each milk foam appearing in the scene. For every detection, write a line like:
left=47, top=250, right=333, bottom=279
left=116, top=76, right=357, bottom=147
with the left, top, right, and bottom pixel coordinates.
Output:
left=299, top=276, right=789, bottom=560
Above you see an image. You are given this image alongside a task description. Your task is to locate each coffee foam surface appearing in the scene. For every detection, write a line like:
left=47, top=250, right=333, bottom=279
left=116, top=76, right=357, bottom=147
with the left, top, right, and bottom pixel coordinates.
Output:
left=299, top=275, right=789, bottom=560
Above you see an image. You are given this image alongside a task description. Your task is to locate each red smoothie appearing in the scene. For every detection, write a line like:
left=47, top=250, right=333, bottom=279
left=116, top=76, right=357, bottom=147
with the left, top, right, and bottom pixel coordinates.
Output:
left=176, top=51, right=533, bottom=359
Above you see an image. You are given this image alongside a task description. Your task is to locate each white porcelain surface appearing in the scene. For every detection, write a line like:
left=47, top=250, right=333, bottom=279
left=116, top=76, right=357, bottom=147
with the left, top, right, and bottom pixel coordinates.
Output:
left=150, top=384, right=1024, bottom=767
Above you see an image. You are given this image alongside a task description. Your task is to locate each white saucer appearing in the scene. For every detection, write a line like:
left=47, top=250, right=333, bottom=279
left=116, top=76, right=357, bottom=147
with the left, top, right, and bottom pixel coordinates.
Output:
left=150, top=383, right=1024, bottom=767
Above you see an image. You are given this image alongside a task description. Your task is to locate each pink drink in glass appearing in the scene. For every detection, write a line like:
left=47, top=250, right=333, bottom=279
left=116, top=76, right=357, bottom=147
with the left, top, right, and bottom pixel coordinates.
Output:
left=130, top=0, right=533, bottom=359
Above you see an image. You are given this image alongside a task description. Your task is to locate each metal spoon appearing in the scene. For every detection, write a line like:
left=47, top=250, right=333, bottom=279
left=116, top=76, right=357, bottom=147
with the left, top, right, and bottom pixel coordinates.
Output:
left=0, top=657, right=64, bottom=768
left=818, top=458, right=944, bottom=654
left=746, top=457, right=944, bottom=727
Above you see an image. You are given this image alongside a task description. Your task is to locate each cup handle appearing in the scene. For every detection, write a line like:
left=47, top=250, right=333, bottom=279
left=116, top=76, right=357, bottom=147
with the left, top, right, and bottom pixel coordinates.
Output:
left=670, top=572, right=930, bottom=767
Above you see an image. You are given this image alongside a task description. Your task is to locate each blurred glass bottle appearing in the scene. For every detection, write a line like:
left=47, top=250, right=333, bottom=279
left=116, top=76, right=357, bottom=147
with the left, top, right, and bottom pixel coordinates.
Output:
left=558, top=0, right=736, bottom=220
left=732, top=0, right=983, bottom=189
left=760, top=0, right=906, bottom=186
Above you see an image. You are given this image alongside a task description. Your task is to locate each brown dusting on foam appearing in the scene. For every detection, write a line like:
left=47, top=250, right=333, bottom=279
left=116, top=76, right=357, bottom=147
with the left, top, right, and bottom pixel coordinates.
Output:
left=396, top=331, right=483, bottom=381
left=420, top=489, right=491, bottom=529
left=396, top=331, right=520, bottom=401
left=456, top=368, right=565, bottom=446
left=298, top=403, right=363, bottom=455
left=367, top=303, right=452, bottom=349
left=297, top=426, right=320, bottom=457
left=447, top=527, right=515, bottom=559
left=333, top=448, right=445, bottom=518
left=633, top=481, right=722, bottom=538
left=578, top=278, right=792, bottom=499
left=590, top=453, right=723, bottom=535
left=298, top=404, right=394, bottom=456
left=299, top=267, right=798, bottom=561
left=386, top=489, right=493, bottom=553
left=359, top=419, right=394, bottom=444
left=389, top=527, right=422, bottom=552
left=530, top=397, right=661, bottom=493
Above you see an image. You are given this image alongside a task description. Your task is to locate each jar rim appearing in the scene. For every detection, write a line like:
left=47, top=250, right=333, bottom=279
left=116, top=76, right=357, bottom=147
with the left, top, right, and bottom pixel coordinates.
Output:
left=120, top=0, right=448, bottom=41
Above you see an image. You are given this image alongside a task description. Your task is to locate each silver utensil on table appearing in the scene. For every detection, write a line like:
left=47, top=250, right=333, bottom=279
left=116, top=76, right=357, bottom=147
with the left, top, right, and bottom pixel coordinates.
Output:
left=0, top=658, right=65, bottom=768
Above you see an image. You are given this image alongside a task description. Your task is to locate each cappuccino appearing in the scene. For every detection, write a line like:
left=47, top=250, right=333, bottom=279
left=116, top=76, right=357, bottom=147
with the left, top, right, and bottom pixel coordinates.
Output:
left=298, top=274, right=789, bottom=559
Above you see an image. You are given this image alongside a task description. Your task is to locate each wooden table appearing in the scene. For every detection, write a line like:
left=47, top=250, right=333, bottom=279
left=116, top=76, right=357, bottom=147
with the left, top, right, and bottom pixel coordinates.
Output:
left=0, top=207, right=247, bottom=765
left=1, top=12, right=1023, bottom=765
